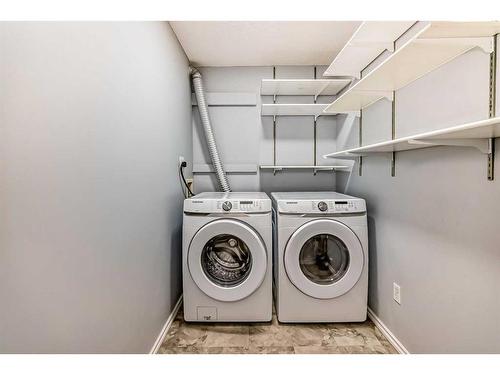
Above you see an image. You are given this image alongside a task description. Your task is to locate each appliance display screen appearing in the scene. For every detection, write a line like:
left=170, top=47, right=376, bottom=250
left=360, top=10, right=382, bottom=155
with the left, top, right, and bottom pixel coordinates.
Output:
left=240, top=201, right=253, bottom=204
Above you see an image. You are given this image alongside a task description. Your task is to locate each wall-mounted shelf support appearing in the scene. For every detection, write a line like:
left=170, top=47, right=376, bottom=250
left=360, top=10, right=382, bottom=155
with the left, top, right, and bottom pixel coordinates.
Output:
left=260, top=165, right=349, bottom=174
left=272, top=67, right=277, bottom=175
left=378, top=91, right=395, bottom=102
left=488, top=139, right=495, bottom=180
left=330, top=138, right=494, bottom=157
left=273, top=115, right=277, bottom=175
left=410, top=138, right=495, bottom=179
left=488, top=34, right=497, bottom=180
left=312, top=66, right=318, bottom=175
left=262, top=103, right=358, bottom=117
left=323, top=91, right=392, bottom=117
left=350, top=41, right=395, bottom=51
left=358, top=110, right=363, bottom=176
left=391, top=91, right=396, bottom=177
left=416, top=37, right=494, bottom=54
left=260, top=78, right=351, bottom=97
left=407, top=138, right=492, bottom=154
left=390, top=152, right=396, bottom=177
left=341, top=151, right=381, bottom=158
left=322, top=150, right=395, bottom=158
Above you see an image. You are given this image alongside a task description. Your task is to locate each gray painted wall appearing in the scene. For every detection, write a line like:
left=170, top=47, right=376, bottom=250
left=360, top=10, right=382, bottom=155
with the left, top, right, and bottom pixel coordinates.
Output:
left=0, top=22, right=192, bottom=353
left=191, top=66, right=344, bottom=194
left=338, top=28, right=500, bottom=353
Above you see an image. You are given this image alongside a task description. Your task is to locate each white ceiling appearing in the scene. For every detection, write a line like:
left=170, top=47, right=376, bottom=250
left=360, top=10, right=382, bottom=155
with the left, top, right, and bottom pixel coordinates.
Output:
left=170, top=21, right=361, bottom=67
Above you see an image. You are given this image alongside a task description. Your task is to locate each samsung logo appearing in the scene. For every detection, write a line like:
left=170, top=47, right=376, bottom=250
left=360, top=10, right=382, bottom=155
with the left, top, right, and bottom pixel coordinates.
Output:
left=192, top=201, right=204, bottom=204
left=285, top=201, right=298, bottom=204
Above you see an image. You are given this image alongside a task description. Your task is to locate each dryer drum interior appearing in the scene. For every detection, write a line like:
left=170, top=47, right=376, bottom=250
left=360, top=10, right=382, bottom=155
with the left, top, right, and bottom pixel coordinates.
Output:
left=299, top=234, right=350, bottom=285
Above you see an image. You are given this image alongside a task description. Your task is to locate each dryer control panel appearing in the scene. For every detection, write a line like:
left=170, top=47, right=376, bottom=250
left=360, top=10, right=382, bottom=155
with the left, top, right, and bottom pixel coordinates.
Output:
left=276, top=198, right=366, bottom=214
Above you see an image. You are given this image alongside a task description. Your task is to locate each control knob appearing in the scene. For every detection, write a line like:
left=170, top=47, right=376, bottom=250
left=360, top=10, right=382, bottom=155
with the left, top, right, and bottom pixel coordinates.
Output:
left=222, top=201, right=232, bottom=212
left=317, top=201, right=328, bottom=212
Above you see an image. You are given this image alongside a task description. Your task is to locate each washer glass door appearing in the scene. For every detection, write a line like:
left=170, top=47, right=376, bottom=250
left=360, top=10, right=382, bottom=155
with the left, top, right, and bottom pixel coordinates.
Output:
left=284, top=219, right=364, bottom=299
left=201, top=234, right=252, bottom=287
left=188, top=219, right=267, bottom=302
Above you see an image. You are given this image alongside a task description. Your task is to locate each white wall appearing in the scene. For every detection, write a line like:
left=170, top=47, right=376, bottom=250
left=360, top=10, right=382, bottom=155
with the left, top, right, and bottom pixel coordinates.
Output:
left=192, top=66, right=340, bottom=194
left=0, top=22, right=192, bottom=353
left=338, top=28, right=500, bottom=353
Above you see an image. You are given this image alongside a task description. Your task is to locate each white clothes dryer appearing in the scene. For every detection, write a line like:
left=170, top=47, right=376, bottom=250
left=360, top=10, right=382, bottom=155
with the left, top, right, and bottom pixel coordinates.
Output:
left=271, top=192, right=368, bottom=323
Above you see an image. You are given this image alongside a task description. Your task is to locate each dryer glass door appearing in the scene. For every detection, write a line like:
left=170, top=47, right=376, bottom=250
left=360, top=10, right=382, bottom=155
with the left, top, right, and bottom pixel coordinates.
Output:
left=284, top=219, right=364, bottom=299
left=299, top=234, right=350, bottom=285
left=188, top=219, right=267, bottom=302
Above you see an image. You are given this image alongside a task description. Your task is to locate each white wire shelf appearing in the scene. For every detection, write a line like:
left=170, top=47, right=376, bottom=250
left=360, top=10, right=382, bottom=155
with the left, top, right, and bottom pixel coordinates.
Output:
left=323, top=117, right=500, bottom=159
left=323, top=21, right=416, bottom=78
left=261, top=103, right=357, bottom=116
left=260, top=165, right=350, bottom=173
left=324, top=21, right=500, bottom=114
left=260, top=79, right=351, bottom=96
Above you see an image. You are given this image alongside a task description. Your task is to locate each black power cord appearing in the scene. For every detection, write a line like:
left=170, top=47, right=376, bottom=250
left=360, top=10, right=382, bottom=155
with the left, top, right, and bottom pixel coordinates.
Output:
left=180, top=161, right=194, bottom=197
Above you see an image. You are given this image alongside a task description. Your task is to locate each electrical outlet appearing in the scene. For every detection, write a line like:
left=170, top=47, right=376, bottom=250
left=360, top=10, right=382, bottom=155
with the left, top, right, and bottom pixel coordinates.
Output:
left=393, top=282, right=401, bottom=305
left=178, top=156, right=185, bottom=168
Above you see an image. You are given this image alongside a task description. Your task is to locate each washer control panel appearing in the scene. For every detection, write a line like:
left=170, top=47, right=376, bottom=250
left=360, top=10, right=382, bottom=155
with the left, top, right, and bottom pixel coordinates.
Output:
left=185, top=197, right=272, bottom=213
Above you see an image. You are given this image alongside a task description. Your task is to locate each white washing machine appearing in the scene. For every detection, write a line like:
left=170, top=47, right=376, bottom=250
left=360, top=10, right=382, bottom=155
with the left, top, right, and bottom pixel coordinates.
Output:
left=271, top=192, right=368, bottom=323
left=183, top=192, right=272, bottom=322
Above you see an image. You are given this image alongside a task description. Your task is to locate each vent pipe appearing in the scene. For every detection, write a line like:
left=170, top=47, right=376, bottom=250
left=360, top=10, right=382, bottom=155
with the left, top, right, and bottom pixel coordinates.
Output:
left=190, top=66, right=231, bottom=192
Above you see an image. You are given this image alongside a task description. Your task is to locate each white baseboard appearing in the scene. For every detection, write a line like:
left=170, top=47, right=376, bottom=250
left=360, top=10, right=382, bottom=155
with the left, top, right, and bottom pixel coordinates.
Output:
left=367, top=307, right=409, bottom=354
left=149, top=295, right=183, bottom=354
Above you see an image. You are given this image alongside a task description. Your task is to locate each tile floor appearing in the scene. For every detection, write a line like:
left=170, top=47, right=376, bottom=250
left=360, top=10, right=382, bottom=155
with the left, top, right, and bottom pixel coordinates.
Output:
left=159, top=306, right=398, bottom=354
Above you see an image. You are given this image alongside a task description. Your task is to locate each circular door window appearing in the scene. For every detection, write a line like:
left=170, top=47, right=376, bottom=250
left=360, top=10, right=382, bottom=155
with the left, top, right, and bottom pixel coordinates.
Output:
left=188, top=219, right=267, bottom=302
left=201, top=234, right=252, bottom=287
left=299, top=234, right=349, bottom=285
left=284, top=219, right=364, bottom=299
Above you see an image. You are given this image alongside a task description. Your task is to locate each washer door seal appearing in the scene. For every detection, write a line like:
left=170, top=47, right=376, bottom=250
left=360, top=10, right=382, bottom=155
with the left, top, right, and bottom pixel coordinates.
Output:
left=284, top=219, right=364, bottom=299
left=188, top=219, right=267, bottom=302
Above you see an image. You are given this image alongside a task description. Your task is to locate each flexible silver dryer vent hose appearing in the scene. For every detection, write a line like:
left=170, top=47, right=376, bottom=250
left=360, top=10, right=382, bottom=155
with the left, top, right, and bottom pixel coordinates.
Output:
left=190, top=66, right=231, bottom=192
